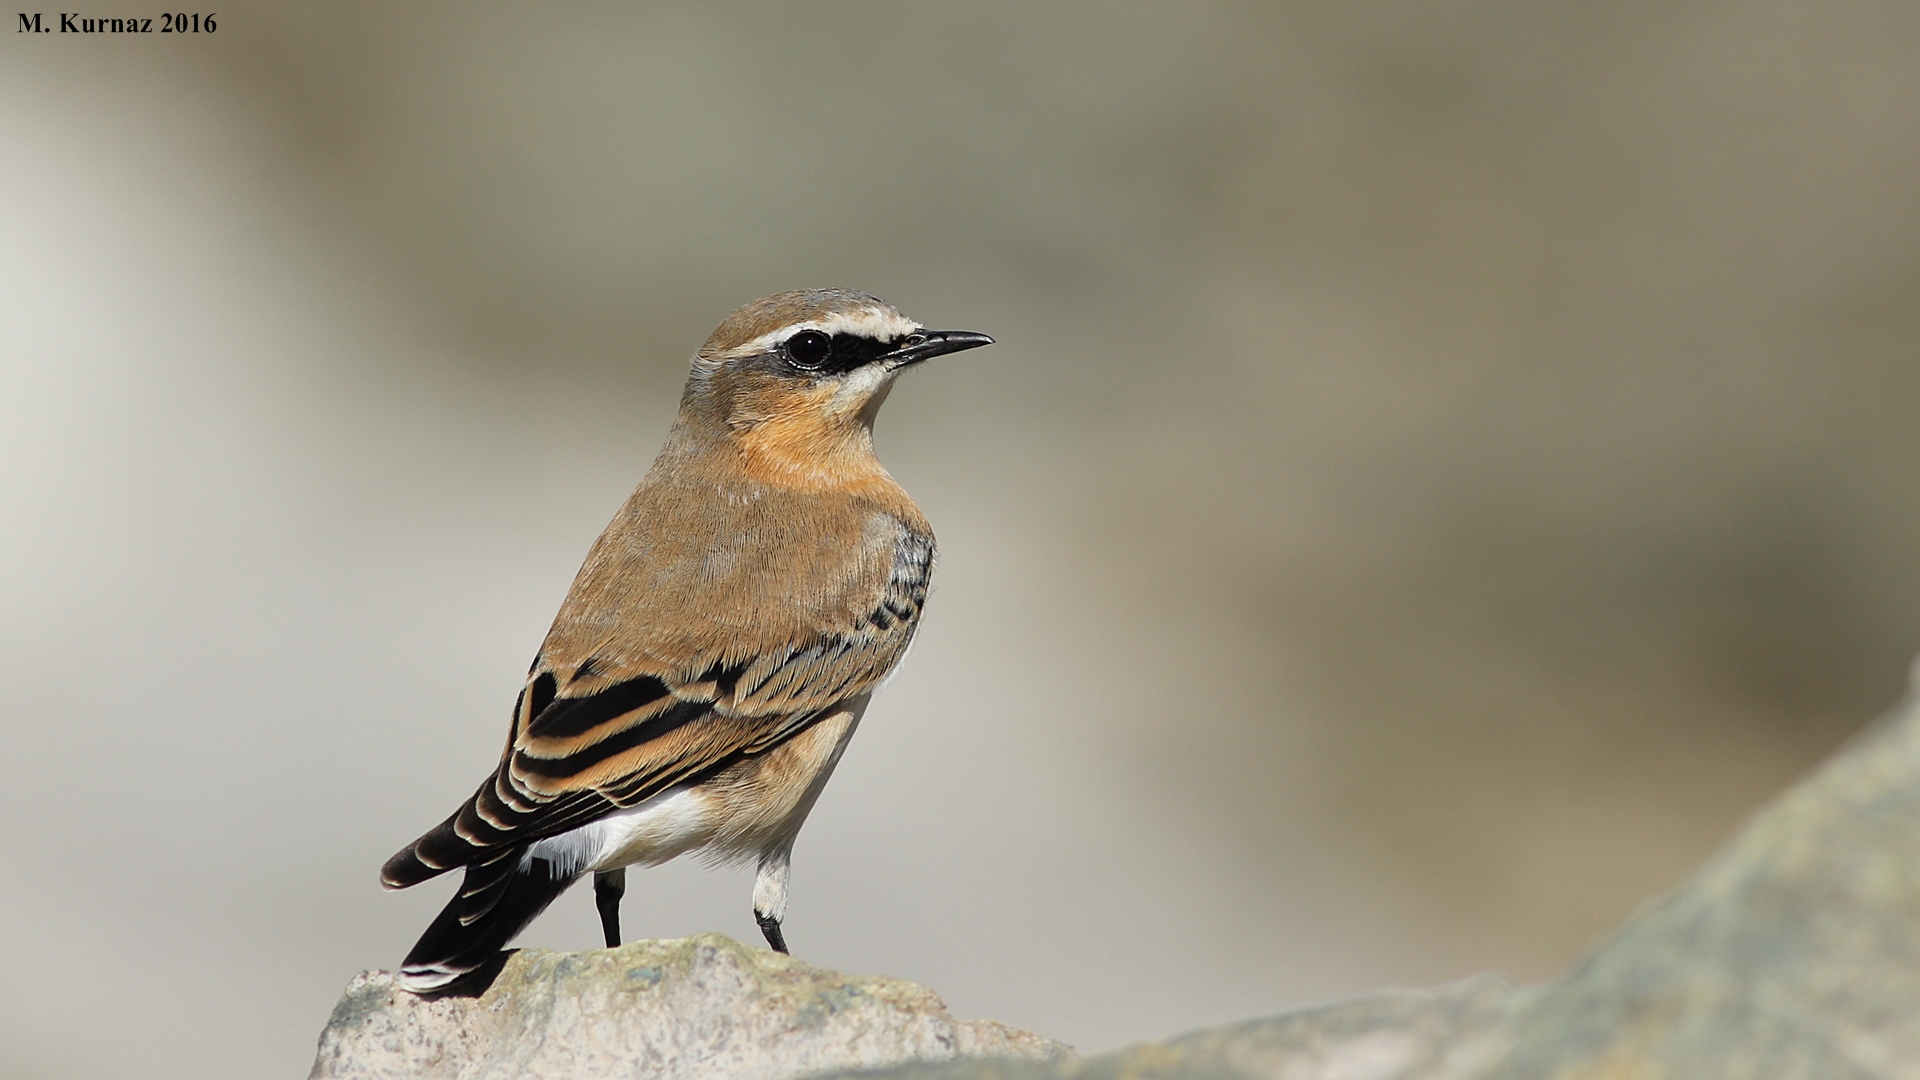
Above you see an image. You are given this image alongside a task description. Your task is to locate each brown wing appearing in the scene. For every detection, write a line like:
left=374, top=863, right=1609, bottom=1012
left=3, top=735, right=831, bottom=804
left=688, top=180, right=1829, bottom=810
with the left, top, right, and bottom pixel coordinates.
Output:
left=381, top=524, right=932, bottom=889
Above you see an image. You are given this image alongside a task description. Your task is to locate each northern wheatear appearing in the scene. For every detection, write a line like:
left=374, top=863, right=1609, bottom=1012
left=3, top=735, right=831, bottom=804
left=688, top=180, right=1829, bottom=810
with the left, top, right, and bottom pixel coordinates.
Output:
left=380, top=289, right=993, bottom=991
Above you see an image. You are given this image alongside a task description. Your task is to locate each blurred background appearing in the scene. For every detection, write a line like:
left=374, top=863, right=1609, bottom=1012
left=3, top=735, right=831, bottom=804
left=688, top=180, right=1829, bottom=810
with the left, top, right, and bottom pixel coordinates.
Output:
left=5, top=2, right=1920, bottom=1077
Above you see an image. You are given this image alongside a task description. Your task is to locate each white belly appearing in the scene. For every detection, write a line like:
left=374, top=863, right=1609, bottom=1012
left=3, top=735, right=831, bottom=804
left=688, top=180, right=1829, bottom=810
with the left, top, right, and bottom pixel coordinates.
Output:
left=521, top=787, right=717, bottom=878
left=589, top=787, right=721, bottom=869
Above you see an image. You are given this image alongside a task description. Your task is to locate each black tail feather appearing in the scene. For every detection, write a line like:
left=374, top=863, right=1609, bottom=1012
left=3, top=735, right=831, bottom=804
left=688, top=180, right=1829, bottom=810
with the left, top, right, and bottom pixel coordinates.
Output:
left=396, top=848, right=580, bottom=992
left=380, top=815, right=459, bottom=890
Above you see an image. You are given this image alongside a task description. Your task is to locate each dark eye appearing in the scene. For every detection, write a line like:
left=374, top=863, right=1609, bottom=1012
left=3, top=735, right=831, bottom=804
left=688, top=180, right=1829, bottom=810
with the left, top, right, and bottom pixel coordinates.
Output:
left=785, top=330, right=832, bottom=369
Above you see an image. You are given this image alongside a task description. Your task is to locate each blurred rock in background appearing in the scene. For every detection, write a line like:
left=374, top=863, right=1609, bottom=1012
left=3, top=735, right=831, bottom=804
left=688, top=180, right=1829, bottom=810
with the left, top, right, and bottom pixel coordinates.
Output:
left=3, top=3, right=1919, bottom=1079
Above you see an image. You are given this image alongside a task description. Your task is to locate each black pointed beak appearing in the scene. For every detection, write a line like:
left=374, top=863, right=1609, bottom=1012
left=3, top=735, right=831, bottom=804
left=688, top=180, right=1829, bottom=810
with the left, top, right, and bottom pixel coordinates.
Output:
left=885, top=329, right=996, bottom=366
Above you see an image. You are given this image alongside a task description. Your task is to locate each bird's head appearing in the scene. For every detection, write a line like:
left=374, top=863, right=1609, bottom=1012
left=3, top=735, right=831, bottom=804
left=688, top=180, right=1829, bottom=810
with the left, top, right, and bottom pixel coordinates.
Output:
left=675, top=289, right=993, bottom=487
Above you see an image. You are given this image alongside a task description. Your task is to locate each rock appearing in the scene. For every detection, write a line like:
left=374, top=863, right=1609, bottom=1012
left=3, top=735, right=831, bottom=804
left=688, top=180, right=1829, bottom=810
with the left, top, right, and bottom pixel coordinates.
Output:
left=828, top=671, right=1920, bottom=1079
left=308, top=933, right=1070, bottom=1080
left=836, top=976, right=1525, bottom=1080
left=1473, top=670, right=1920, bottom=1080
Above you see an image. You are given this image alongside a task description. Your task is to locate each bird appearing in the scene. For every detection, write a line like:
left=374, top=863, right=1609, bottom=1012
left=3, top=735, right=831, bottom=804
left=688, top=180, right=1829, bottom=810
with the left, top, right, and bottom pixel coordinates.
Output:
left=379, top=289, right=994, bottom=992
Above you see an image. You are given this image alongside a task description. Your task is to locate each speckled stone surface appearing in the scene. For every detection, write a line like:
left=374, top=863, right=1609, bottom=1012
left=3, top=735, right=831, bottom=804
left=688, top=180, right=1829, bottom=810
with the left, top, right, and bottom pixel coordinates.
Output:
left=840, top=976, right=1523, bottom=1080
left=308, top=933, right=1069, bottom=1080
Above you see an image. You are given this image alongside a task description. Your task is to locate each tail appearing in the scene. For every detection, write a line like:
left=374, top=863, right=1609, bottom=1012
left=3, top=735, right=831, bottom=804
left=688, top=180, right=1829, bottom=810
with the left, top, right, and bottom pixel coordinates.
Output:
left=394, top=847, right=580, bottom=992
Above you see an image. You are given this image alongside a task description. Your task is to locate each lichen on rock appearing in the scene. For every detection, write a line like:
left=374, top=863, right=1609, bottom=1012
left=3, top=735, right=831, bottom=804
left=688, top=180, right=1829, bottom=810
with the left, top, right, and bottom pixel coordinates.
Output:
left=308, top=933, right=1069, bottom=1080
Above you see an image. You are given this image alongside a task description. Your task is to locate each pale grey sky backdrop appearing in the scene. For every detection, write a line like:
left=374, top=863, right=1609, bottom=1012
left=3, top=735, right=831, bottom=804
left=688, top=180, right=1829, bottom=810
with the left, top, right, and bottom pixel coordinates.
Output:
left=4, top=4, right=1920, bottom=1078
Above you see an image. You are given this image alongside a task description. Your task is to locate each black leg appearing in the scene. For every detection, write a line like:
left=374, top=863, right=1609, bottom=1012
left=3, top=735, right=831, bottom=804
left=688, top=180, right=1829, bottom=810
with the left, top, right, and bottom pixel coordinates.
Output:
left=756, top=910, right=788, bottom=954
left=593, top=868, right=625, bottom=948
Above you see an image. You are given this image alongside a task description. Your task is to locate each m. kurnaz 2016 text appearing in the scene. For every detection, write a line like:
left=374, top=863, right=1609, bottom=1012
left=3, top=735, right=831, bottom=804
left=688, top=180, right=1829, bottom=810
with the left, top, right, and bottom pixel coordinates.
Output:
left=18, top=13, right=217, bottom=33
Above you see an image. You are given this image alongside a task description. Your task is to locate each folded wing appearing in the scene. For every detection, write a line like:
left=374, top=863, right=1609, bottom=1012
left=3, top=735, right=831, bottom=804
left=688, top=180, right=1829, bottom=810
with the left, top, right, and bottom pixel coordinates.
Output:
left=380, top=541, right=929, bottom=890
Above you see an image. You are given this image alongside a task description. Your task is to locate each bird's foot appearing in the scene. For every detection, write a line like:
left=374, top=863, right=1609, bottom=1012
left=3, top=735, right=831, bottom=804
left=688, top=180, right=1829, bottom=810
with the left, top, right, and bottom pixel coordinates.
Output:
left=755, top=910, right=789, bottom=954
